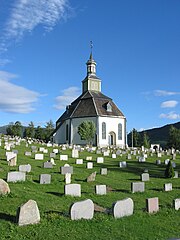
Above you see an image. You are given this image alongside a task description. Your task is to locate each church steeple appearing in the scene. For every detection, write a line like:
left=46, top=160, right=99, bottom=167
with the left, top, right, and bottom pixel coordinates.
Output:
left=82, top=42, right=101, bottom=93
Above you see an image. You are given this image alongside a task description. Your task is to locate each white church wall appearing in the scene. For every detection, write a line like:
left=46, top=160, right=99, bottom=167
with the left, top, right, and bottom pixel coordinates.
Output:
left=71, top=117, right=97, bottom=145
left=98, top=116, right=126, bottom=148
left=53, top=119, right=70, bottom=144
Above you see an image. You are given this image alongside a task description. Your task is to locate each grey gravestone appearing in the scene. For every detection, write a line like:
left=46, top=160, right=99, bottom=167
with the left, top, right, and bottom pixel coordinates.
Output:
left=0, top=179, right=10, bottom=195
left=97, top=157, right=104, bottom=163
left=119, top=161, right=127, bottom=168
left=19, top=164, right=31, bottom=173
left=164, top=159, right=170, bottom=165
left=146, top=197, right=159, bottom=213
left=43, top=161, right=53, bottom=169
left=72, top=149, right=79, bottom=158
left=40, top=174, right=51, bottom=184
left=50, top=153, right=56, bottom=158
left=35, top=154, right=44, bottom=160
left=141, top=173, right=149, bottom=181
left=60, top=155, right=68, bottom=160
left=87, top=172, right=96, bottom=182
left=173, top=198, right=180, bottom=210
left=174, top=171, right=178, bottom=178
left=156, top=159, right=161, bottom=165
left=87, top=162, right=93, bottom=169
left=113, top=198, right=134, bottom=218
left=65, top=184, right=81, bottom=197
left=17, top=199, right=40, bottom=226
left=95, top=185, right=106, bottom=195
left=101, top=168, right=107, bottom=175
left=8, top=157, right=17, bottom=166
left=76, top=159, right=83, bottom=164
left=7, top=172, right=26, bottom=182
left=172, top=162, right=176, bottom=168
left=12, top=150, right=18, bottom=154
left=70, top=199, right=94, bottom=220
left=61, top=166, right=73, bottom=174
left=131, top=182, right=145, bottom=193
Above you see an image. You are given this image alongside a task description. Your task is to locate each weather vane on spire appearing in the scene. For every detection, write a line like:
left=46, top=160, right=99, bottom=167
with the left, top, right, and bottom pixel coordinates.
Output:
left=90, top=40, right=93, bottom=53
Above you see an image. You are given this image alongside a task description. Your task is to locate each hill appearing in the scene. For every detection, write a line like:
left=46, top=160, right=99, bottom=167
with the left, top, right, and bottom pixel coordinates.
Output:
left=127, top=121, right=180, bottom=148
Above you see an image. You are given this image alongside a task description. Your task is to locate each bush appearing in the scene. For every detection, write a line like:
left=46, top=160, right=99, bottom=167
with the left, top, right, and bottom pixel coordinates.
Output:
left=164, top=160, right=175, bottom=178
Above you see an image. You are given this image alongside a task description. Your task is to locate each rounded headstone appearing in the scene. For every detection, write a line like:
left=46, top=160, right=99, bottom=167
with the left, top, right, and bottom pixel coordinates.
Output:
left=70, top=199, right=94, bottom=220
left=113, top=198, right=134, bottom=218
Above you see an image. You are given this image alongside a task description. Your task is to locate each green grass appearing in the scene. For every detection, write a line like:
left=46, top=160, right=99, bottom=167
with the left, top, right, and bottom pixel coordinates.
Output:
left=0, top=140, right=179, bottom=240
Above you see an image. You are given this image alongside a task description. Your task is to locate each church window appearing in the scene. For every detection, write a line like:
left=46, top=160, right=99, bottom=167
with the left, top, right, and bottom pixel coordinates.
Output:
left=106, top=102, right=112, bottom=112
left=66, top=124, right=69, bottom=141
left=118, top=123, right=122, bottom=140
left=102, top=122, right=106, bottom=139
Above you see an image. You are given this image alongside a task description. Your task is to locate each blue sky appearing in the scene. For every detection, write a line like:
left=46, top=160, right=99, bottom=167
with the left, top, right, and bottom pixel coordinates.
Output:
left=0, top=0, right=180, bottom=133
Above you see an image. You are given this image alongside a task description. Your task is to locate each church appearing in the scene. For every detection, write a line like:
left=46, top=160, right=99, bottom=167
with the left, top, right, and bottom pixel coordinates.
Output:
left=53, top=51, right=127, bottom=148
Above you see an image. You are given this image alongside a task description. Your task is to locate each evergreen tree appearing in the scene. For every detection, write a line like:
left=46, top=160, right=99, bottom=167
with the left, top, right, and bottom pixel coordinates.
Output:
left=142, top=131, right=150, bottom=148
left=45, top=120, right=54, bottom=142
left=164, top=160, right=175, bottom=178
left=167, top=125, right=180, bottom=150
left=24, top=121, right=35, bottom=138
left=34, top=126, right=45, bottom=141
left=78, top=121, right=96, bottom=146
left=127, top=128, right=141, bottom=147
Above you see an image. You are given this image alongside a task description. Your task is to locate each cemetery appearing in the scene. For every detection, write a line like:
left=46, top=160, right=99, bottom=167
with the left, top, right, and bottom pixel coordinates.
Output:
left=0, top=136, right=179, bottom=239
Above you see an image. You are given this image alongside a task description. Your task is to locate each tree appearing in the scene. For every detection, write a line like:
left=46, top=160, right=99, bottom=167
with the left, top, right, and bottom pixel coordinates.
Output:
left=78, top=121, right=96, bottom=146
left=24, top=121, right=35, bottom=138
left=128, top=128, right=141, bottom=147
left=167, top=125, right=180, bottom=150
left=44, top=120, right=54, bottom=142
left=142, top=131, right=150, bottom=148
left=34, top=126, right=45, bottom=141
left=6, top=121, right=22, bottom=137
left=164, top=160, right=175, bottom=178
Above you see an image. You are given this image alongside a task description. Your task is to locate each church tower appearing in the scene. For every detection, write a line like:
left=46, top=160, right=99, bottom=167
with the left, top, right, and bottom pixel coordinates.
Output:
left=82, top=52, right=101, bottom=93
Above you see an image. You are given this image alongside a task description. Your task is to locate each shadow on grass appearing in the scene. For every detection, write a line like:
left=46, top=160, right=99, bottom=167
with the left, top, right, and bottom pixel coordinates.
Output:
left=149, top=188, right=163, bottom=192
left=112, top=189, right=130, bottom=194
left=46, top=191, right=64, bottom=197
left=45, top=210, right=69, bottom=218
left=0, top=212, right=16, bottom=223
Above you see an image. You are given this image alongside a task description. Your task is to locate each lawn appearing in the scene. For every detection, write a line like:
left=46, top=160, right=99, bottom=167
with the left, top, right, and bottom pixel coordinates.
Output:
left=0, top=139, right=179, bottom=240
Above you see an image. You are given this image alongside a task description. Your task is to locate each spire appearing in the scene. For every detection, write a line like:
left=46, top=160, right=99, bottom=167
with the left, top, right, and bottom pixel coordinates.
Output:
left=86, top=41, right=96, bottom=76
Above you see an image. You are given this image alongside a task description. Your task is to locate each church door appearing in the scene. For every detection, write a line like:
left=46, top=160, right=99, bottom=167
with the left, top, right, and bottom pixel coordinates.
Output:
left=108, top=132, right=116, bottom=146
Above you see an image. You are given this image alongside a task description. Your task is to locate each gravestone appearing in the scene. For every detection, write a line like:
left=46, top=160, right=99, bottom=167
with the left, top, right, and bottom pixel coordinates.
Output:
left=172, top=162, right=176, bottom=168
left=174, top=171, right=178, bottom=178
left=65, top=184, right=81, bottom=197
left=7, top=172, right=26, bottom=182
left=61, top=166, right=73, bottom=174
left=97, top=157, right=104, bottom=163
left=101, top=168, right=107, bottom=175
left=146, top=197, right=159, bottom=213
left=127, top=154, right=131, bottom=160
left=103, top=151, right=109, bottom=156
left=156, top=159, right=161, bottom=165
left=87, top=172, right=96, bottom=182
left=53, top=149, right=58, bottom=154
left=17, top=199, right=40, bottom=226
left=76, top=159, right=83, bottom=164
left=50, top=158, right=56, bottom=165
left=95, top=185, right=107, bottom=195
left=157, top=152, right=162, bottom=158
left=60, top=155, right=68, bottom=161
left=43, top=161, right=53, bottom=169
left=87, top=162, right=93, bottom=169
left=35, top=154, right=44, bottom=160
left=173, top=199, right=180, bottom=210
left=119, top=161, right=127, bottom=168
left=43, top=149, right=48, bottom=154
left=12, top=149, right=18, bottom=154
left=72, top=149, right=79, bottom=158
left=65, top=173, right=71, bottom=184
left=40, top=174, right=51, bottom=184
left=141, top=173, right=150, bottom=182
left=164, top=183, right=172, bottom=192
left=131, top=182, right=145, bottom=193
left=8, top=157, right=17, bottom=166
left=50, top=153, right=56, bottom=158
left=138, top=156, right=146, bottom=162
left=25, top=152, right=32, bottom=156
left=112, top=154, right=116, bottom=159
left=0, top=179, right=10, bottom=195
left=113, top=198, right=134, bottom=218
left=164, top=159, right=170, bottom=165
left=86, top=156, right=92, bottom=161
left=19, top=164, right=31, bottom=173
left=70, top=199, right=94, bottom=220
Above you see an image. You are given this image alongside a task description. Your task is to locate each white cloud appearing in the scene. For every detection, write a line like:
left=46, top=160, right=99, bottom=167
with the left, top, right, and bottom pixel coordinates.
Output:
left=0, top=70, right=41, bottom=113
left=0, top=0, right=70, bottom=58
left=161, top=100, right=178, bottom=108
left=159, top=112, right=180, bottom=120
left=154, top=90, right=180, bottom=96
left=54, top=87, right=80, bottom=110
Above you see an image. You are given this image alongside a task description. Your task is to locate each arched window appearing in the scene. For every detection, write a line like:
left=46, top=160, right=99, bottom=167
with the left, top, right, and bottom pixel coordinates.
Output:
left=66, top=124, right=69, bottom=141
left=102, top=122, right=106, bottom=139
left=118, top=123, right=122, bottom=140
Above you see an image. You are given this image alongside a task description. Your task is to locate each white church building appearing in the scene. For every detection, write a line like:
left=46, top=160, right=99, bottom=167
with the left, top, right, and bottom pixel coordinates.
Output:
left=53, top=52, right=127, bottom=148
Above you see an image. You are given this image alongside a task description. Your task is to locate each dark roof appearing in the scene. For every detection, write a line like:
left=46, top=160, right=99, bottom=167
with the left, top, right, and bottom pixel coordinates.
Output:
left=56, top=90, right=125, bottom=127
